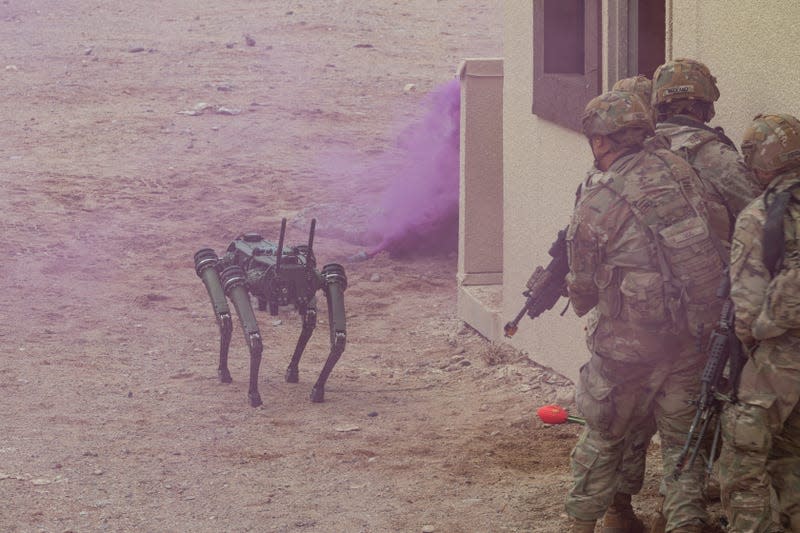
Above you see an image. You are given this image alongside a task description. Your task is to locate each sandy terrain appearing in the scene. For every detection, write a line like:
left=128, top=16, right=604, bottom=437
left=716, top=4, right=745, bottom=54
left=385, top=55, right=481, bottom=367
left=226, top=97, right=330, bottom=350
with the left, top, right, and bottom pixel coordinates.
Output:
left=0, top=1, right=708, bottom=532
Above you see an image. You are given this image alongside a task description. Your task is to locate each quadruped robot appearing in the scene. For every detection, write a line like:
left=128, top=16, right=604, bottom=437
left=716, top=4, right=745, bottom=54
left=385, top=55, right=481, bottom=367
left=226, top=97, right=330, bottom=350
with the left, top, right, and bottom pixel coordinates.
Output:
left=193, top=218, right=347, bottom=407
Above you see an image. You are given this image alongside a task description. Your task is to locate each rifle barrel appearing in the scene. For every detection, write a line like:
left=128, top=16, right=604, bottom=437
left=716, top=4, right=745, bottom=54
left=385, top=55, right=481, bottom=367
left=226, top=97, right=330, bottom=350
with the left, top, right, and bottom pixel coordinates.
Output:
left=504, top=299, right=534, bottom=337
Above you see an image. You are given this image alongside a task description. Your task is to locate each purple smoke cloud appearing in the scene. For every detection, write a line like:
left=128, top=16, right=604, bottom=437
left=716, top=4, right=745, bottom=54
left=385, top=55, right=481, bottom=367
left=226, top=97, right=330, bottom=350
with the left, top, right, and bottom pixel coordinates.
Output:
left=366, top=78, right=460, bottom=257
left=332, top=79, right=461, bottom=257
left=309, top=78, right=461, bottom=258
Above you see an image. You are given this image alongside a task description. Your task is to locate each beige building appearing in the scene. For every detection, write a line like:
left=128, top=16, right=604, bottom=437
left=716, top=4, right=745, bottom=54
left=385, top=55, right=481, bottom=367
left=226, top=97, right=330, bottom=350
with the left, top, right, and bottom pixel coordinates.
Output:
left=457, top=0, right=800, bottom=381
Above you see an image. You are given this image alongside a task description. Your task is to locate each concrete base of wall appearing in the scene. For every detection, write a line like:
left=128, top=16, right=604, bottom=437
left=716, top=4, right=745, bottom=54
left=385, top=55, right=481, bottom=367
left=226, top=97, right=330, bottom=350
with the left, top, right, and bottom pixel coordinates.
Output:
left=456, top=284, right=503, bottom=341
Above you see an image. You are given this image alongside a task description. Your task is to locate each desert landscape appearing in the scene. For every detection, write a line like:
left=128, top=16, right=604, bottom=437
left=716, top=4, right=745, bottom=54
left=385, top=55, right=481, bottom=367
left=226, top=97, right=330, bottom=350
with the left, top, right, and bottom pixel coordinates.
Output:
left=0, top=1, right=713, bottom=532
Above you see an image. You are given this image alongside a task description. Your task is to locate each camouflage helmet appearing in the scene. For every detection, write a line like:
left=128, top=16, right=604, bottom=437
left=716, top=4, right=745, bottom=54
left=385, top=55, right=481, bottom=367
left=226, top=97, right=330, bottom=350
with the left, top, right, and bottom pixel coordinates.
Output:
left=612, top=75, right=652, bottom=109
left=581, top=90, right=654, bottom=138
left=652, top=58, right=720, bottom=106
left=741, top=114, right=800, bottom=173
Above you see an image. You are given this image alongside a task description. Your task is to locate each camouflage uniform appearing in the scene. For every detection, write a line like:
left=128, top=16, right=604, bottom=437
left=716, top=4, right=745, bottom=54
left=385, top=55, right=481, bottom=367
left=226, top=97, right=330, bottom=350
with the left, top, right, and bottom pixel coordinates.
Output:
left=717, top=114, right=800, bottom=533
left=566, top=91, right=726, bottom=533
left=649, top=61, right=762, bottom=527
left=611, top=75, right=659, bottom=501
left=656, top=116, right=760, bottom=237
left=653, top=58, right=762, bottom=243
left=611, top=69, right=753, bottom=514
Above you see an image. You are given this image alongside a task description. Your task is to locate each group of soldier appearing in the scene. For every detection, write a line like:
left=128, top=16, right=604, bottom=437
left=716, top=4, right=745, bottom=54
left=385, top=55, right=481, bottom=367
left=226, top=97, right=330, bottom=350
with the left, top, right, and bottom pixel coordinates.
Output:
left=560, top=58, right=800, bottom=533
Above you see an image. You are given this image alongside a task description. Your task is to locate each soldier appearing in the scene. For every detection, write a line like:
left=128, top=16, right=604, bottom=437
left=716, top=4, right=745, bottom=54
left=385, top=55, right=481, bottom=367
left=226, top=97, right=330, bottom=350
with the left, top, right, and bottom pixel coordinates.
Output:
left=565, top=90, right=729, bottom=533
left=599, top=74, right=656, bottom=533
left=649, top=59, right=765, bottom=531
left=652, top=58, right=762, bottom=243
left=717, top=113, right=800, bottom=533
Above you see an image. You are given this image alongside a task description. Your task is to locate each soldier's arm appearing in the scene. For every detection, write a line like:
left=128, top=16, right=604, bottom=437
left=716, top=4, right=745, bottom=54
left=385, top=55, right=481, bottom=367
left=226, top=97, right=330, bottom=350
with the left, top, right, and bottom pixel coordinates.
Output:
left=729, top=208, right=770, bottom=345
left=696, top=142, right=762, bottom=215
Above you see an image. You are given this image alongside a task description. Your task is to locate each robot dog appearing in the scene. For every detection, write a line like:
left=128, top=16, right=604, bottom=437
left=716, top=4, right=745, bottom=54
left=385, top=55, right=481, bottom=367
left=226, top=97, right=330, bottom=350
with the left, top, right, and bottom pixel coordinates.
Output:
left=193, top=218, right=347, bottom=407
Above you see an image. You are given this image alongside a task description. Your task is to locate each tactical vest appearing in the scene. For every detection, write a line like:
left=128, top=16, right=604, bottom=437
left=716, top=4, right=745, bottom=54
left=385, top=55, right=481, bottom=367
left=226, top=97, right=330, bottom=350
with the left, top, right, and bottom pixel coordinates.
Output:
left=660, top=117, right=739, bottom=240
left=602, top=149, right=728, bottom=338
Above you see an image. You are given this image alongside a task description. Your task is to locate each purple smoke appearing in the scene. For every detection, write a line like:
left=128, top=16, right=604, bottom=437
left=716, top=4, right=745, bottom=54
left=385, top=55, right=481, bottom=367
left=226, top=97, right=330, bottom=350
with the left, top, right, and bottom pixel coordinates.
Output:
left=366, top=79, right=461, bottom=257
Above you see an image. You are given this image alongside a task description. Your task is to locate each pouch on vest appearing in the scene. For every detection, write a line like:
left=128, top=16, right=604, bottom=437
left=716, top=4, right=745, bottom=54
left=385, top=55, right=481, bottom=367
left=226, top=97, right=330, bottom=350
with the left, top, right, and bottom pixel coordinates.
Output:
left=619, top=271, right=667, bottom=325
left=658, top=216, right=724, bottom=337
left=593, top=264, right=621, bottom=319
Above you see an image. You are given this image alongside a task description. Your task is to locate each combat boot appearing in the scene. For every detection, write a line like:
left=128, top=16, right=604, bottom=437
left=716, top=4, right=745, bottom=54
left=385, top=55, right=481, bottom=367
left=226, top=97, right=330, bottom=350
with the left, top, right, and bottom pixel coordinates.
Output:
left=601, top=492, right=645, bottom=533
left=571, top=518, right=598, bottom=532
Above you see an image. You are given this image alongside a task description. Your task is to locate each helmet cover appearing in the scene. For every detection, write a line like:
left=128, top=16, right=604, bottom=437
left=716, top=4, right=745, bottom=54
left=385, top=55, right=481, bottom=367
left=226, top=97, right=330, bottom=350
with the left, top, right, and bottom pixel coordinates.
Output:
left=581, top=90, right=654, bottom=138
left=612, top=75, right=652, bottom=109
left=741, top=114, right=800, bottom=173
left=652, top=58, right=720, bottom=106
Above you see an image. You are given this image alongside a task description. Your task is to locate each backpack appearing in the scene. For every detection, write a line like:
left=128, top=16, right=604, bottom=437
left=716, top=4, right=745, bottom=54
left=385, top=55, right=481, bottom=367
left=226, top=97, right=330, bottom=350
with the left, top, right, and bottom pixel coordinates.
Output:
left=662, top=116, right=741, bottom=239
left=603, top=148, right=728, bottom=339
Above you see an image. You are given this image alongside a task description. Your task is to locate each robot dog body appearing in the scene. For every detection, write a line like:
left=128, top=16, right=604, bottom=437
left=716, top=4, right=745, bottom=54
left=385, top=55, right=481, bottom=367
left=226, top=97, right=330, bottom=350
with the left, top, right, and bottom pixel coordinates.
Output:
left=194, top=219, right=347, bottom=407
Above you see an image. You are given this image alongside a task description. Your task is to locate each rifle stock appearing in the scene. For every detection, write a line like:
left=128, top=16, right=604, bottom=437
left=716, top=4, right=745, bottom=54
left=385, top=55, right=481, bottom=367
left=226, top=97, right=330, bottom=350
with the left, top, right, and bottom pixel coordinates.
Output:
left=504, top=227, right=569, bottom=337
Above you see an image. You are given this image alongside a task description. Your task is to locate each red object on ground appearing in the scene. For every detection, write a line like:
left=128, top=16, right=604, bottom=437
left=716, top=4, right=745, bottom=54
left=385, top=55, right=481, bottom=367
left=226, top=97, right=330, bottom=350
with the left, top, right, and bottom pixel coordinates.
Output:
left=537, top=404, right=586, bottom=425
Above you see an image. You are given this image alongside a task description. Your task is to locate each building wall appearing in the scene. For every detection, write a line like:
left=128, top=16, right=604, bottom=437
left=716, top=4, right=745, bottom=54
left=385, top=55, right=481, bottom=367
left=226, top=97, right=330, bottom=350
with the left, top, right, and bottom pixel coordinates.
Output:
left=456, top=58, right=505, bottom=341
left=502, top=2, right=587, bottom=381
left=670, top=0, right=800, bottom=143
left=490, top=0, right=800, bottom=382
left=458, top=58, right=504, bottom=287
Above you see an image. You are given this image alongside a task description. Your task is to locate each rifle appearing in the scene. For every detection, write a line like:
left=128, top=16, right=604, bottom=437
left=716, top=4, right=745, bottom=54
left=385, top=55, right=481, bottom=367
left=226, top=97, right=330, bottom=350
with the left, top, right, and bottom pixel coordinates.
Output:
left=504, top=227, right=569, bottom=337
left=673, top=268, right=745, bottom=479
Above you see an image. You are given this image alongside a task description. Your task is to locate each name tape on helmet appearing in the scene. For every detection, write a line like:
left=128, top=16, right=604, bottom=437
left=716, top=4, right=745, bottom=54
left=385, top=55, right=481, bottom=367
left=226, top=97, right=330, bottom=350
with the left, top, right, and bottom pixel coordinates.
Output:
left=664, top=85, right=693, bottom=95
left=622, top=112, right=648, bottom=122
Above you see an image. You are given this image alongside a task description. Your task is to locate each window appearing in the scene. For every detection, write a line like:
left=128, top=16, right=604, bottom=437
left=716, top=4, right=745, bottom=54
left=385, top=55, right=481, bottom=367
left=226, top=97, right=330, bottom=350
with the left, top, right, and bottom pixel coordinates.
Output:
left=543, top=2, right=584, bottom=74
left=608, top=0, right=666, bottom=86
left=627, top=0, right=666, bottom=79
left=533, top=0, right=601, bottom=132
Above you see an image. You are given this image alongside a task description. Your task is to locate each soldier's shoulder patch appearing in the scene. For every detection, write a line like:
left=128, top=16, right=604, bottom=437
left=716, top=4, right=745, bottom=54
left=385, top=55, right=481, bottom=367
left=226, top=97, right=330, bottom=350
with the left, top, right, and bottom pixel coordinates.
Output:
left=730, top=238, right=745, bottom=265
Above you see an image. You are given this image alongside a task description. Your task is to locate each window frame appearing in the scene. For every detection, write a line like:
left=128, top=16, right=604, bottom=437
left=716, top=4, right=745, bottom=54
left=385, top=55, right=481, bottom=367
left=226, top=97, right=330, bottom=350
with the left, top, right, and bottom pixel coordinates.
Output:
left=608, top=0, right=667, bottom=88
left=532, top=0, right=602, bottom=132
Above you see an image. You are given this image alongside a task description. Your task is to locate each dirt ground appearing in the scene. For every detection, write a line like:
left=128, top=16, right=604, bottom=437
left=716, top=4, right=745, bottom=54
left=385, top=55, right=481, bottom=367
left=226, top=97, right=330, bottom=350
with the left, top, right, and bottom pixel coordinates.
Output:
left=0, top=1, right=695, bottom=532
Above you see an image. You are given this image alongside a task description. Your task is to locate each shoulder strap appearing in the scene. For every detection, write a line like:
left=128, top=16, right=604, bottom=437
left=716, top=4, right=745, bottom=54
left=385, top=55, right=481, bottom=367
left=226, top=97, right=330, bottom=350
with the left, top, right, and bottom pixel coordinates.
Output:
left=665, top=115, right=738, bottom=152
left=763, top=182, right=800, bottom=276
